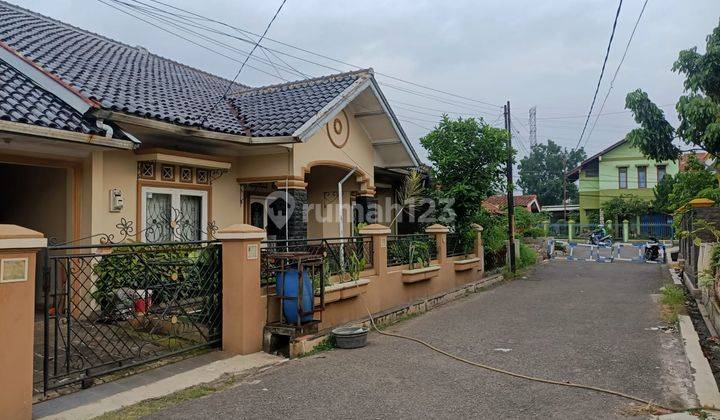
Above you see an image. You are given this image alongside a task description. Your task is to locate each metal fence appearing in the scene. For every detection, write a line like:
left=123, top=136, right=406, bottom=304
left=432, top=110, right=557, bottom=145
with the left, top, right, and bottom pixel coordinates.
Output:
left=484, top=247, right=507, bottom=273
left=39, top=240, right=222, bottom=394
left=546, top=222, right=674, bottom=240
left=261, top=237, right=373, bottom=289
left=446, top=233, right=466, bottom=257
left=387, top=234, right=438, bottom=267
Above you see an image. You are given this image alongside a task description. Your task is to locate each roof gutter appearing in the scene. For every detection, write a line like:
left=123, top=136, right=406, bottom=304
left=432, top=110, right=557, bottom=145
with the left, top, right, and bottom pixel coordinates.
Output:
left=93, top=110, right=298, bottom=146
left=0, top=120, right=136, bottom=150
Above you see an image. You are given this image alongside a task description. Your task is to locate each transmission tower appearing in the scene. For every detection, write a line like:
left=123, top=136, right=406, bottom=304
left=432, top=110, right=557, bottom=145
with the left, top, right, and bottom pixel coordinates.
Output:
left=529, top=106, right=537, bottom=146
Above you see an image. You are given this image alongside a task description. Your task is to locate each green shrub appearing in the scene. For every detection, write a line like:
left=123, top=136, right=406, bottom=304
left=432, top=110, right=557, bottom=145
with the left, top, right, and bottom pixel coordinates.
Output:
left=518, top=243, right=538, bottom=268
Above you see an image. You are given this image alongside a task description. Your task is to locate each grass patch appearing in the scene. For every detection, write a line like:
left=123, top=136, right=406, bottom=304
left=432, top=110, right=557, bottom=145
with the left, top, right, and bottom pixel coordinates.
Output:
left=298, top=336, right=335, bottom=358
left=375, top=311, right=422, bottom=331
left=94, top=375, right=237, bottom=420
left=660, top=284, right=687, bottom=324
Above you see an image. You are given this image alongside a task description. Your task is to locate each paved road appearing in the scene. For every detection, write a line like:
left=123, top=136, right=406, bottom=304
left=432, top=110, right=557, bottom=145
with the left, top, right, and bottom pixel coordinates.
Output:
left=152, top=261, right=697, bottom=419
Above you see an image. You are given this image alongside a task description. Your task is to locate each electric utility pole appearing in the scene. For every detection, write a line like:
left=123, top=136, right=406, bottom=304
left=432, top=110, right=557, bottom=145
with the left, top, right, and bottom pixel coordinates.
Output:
left=504, top=101, right=517, bottom=273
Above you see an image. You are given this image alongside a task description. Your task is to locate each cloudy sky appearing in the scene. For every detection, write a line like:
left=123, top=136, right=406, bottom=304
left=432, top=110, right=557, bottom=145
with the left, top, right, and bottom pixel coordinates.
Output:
left=12, top=0, right=720, bottom=162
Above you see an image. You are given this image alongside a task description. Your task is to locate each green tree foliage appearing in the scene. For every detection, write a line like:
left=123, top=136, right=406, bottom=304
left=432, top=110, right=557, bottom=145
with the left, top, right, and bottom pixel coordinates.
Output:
left=421, top=116, right=508, bottom=229
left=625, top=21, right=720, bottom=160
left=665, top=155, right=718, bottom=211
left=518, top=140, right=586, bottom=205
left=601, top=194, right=651, bottom=223
left=514, top=207, right=548, bottom=237
left=652, top=173, right=677, bottom=214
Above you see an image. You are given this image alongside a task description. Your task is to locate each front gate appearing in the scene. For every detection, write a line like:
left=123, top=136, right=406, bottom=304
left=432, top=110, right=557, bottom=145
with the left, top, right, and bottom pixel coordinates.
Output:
left=39, top=237, right=222, bottom=394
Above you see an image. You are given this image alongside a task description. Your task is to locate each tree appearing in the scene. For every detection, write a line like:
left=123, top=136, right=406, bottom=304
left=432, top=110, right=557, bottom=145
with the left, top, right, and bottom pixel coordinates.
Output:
left=652, top=173, right=677, bottom=214
left=420, top=116, right=508, bottom=229
left=601, top=194, right=651, bottom=223
left=667, top=155, right=717, bottom=211
left=625, top=20, right=720, bottom=161
left=518, top=140, right=586, bottom=205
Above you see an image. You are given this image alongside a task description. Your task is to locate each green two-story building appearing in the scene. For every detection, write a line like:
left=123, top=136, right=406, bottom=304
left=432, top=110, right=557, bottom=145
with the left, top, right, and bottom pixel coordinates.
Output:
left=566, top=139, right=679, bottom=225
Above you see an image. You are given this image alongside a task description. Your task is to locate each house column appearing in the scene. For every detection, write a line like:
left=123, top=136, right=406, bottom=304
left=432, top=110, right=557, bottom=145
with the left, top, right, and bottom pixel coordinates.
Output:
left=0, top=225, right=46, bottom=420
left=472, top=223, right=485, bottom=276
left=216, top=224, right=265, bottom=355
left=274, top=180, right=307, bottom=240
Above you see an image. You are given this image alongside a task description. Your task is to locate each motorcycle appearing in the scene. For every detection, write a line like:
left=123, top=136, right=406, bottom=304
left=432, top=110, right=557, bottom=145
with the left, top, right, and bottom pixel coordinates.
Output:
left=589, top=225, right=613, bottom=247
left=644, top=237, right=663, bottom=262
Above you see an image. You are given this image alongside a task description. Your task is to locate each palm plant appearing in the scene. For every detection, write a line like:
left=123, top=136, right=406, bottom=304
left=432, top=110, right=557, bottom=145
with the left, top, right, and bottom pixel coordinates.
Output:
left=390, top=170, right=424, bottom=226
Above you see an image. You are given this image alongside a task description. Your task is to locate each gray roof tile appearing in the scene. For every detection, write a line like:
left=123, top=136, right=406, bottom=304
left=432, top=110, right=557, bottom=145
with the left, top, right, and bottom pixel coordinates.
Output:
left=0, top=1, right=372, bottom=139
left=0, top=58, right=99, bottom=133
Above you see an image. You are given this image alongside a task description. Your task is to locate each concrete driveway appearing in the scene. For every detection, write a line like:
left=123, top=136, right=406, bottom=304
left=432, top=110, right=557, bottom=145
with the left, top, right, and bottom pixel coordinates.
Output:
left=151, top=261, right=697, bottom=419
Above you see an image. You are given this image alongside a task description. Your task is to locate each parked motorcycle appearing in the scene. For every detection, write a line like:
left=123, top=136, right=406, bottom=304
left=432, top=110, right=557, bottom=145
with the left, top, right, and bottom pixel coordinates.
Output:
left=644, top=237, right=663, bottom=262
left=588, top=225, right=613, bottom=247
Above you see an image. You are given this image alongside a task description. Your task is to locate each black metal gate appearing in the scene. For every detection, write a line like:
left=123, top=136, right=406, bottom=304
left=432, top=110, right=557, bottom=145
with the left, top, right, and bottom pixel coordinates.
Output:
left=39, top=239, right=222, bottom=394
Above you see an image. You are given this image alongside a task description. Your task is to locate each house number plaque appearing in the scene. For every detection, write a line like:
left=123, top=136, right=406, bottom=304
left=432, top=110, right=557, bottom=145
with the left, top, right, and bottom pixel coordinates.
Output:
left=0, top=257, right=28, bottom=283
left=247, top=244, right=259, bottom=260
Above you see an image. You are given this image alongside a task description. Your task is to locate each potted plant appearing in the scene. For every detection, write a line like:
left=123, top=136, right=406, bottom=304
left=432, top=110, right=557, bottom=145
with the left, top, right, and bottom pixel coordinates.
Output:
left=323, top=250, right=371, bottom=304
left=454, top=229, right=481, bottom=271
left=402, top=239, right=440, bottom=283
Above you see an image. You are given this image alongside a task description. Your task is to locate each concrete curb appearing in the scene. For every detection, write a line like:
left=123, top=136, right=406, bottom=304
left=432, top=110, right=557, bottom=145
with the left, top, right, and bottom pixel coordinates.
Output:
left=677, top=315, right=720, bottom=410
left=35, top=352, right=285, bottom=420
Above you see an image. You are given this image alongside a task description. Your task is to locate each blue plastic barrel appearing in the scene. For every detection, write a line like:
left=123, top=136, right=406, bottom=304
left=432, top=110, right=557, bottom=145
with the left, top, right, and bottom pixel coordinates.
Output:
left=276, top=268, right=313, bottom=324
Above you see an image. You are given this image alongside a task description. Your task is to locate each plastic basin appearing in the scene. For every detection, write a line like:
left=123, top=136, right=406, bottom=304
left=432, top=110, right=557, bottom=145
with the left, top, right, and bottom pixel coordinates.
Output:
left=332, top=326, right=369, bottom=349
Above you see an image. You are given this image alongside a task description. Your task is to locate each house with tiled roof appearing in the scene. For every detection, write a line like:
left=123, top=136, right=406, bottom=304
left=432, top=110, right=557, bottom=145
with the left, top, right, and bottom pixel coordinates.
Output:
left=482, top=194, right=541, bottom=213
left=0, top=0, right=422, bottom=257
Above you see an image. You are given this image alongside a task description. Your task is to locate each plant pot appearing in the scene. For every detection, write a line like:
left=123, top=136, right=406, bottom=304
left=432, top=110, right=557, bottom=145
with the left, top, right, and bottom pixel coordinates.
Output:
left=401, top=265, right=440, bottom=283
left=453, top=257, right=480, bottom=272
left=322, top=279, right=370, bottom=305
left=134, top=289, right=153, bottom=314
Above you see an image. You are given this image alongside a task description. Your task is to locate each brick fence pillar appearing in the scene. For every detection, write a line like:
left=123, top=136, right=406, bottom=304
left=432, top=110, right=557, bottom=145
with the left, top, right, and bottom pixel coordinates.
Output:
left=425, top=224, right=449, bottom=264
left=216, top=224, right=266, bottom=355
left=471, top=223, right=485, bottom=276
left=0, top=225, right=46, bottom=420
left=359, top=224, right=390, bottom=277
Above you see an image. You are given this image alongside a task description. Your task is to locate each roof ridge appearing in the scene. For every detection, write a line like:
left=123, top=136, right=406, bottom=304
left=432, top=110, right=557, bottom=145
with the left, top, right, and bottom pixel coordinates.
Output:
left=0, top=0, right=248, bottom=88
left=234, top=68, right=373, bottom=96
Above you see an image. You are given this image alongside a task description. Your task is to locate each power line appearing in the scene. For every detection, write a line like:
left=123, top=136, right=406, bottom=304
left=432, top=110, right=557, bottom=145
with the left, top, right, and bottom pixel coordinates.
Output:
left=101, top=0, right=504, bottom=118
left=96, top=0, right=292, bottom=81
left=574, top=0, right=624, bottom=151
left=114, top=0, right=310, bottom=78
left=399, top=119, right=433, bottom=131
left=127, top=0, right=503, bottom=109
left=583, top=0, right=649, bottom=149
left=200, top=0, right=288, bottom=124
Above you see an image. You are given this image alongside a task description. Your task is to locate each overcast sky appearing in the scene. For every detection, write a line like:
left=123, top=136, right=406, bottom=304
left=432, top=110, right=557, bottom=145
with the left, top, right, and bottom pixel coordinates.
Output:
left=12, top=0, right=720, bottom=163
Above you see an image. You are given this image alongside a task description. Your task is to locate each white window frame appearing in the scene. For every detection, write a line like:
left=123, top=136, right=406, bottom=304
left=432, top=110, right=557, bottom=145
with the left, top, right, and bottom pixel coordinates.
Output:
left=140, top=186, right=208, bottom=242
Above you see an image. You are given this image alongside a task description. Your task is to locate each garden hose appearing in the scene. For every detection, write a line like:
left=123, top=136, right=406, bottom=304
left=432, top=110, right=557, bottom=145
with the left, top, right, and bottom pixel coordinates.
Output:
left=355, top=291, right=692, bottom=414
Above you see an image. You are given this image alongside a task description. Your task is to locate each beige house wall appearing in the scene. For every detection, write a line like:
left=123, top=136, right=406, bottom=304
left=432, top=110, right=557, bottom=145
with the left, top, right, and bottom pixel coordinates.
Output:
left=81, top=150, right=245, bottom=240
left=292, top=111, right=376, bottom=189
left=306, top=166, right=361, bottom=238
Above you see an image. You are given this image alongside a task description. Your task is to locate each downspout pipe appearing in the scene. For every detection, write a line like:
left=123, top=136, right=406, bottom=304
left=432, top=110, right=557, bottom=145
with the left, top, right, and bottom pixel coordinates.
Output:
left=338, top=167, right=358, bottom=268
left=95, top=118, right=114, bottom=138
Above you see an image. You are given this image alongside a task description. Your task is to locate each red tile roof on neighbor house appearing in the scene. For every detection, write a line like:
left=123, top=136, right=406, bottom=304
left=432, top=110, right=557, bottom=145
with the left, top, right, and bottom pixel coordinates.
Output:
left=483, top=194, right=541, bottom=213
left=679, top=152, right=711, bottom=171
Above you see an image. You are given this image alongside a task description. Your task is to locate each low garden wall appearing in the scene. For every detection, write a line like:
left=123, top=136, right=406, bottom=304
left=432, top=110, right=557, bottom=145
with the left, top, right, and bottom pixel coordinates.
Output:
left=258, top=223, right=486, bottom=348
